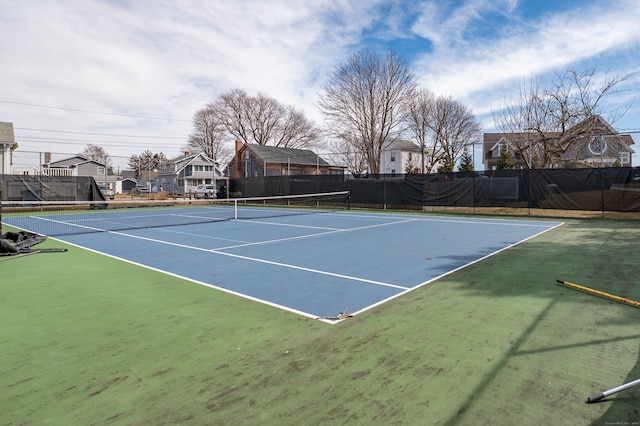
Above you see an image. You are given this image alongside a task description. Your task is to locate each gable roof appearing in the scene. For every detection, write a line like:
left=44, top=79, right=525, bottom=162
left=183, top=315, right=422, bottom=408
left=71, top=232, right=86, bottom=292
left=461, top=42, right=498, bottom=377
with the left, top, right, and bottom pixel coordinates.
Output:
left=484, top=115, right=633, bottom=145
left=46, top=155, right=104, bottom=168
left=484, top=136, right=520, bottom=154
left=164, top=151, right=202, bottom=164
left=244, top=144, right=330, bottom=166
left=382, top=138, right=421, bottom=152
left=160, top=151, right=223, bottom=176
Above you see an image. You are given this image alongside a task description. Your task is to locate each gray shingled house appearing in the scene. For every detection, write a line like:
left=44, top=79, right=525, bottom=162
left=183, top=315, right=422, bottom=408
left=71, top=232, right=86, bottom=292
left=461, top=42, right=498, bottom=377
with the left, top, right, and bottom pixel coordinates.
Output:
left=229, top=140, right=344, bottom=178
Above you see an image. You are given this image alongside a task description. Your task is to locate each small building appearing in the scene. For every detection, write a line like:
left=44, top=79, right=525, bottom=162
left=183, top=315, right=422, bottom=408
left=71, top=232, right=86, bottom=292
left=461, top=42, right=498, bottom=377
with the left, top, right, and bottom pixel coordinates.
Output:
left=229, top=140, right=344, bottom=178
left=155, top=151, right=226, bottom=194
left=43, top=155, right=106, bottom=177
left=42, top=155, right=119, bottom=194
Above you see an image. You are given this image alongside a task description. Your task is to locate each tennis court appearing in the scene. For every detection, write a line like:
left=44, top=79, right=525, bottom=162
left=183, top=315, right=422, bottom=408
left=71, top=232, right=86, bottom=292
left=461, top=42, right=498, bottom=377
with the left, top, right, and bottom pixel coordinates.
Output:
left=3, top=201, right=640, bottom=425
left=2, top=194, right=563, bottom=321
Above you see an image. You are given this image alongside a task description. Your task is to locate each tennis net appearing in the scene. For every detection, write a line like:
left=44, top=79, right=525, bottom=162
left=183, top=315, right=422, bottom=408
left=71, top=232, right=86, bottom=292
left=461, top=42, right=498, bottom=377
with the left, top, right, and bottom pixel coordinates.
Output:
left=0, top=191, right=350, bottom=237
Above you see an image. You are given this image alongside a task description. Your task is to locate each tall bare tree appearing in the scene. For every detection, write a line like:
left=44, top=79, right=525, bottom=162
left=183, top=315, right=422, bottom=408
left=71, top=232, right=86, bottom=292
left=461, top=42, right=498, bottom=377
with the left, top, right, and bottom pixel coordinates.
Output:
left=276, top=105, right=321, bottom=148
left=318, top=50, right=417, bottom=174
left=325, top=137, right=368, bottom=176
left=212, top=89, right=320, bottom=148
left=187, top=106, right=231, bottom=167
left=430, top=96, right=483, bottom=172
left=493, top=68, right=632, bottom=168
left=216, top=88, right=252, bottom=144
left=403, top=88, right=435, bottom=173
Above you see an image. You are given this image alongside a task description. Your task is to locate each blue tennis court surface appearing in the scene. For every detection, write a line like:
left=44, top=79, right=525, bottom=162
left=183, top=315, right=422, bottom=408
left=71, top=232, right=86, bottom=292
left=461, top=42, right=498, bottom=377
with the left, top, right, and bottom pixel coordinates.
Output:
left=5, top=208, right=563, bottom=322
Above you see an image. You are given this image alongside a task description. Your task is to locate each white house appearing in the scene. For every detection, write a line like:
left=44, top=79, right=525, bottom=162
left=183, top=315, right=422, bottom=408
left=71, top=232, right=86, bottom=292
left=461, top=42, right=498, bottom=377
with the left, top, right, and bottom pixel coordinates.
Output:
left=155, top=151, right=227, bottom=194
left=379, top=138, right=430, bottom=175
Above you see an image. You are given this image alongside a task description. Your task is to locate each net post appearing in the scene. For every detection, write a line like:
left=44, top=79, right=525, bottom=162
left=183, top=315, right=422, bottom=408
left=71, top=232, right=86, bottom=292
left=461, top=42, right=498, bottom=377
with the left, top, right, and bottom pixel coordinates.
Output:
left=234, top=199, right=238, bottom=220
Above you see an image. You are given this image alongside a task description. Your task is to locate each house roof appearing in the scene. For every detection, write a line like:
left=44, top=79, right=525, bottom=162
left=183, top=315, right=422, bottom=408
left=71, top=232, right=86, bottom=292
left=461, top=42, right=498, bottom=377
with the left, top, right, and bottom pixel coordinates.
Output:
left=0, top=122, right=15, bottom=144
left=46, top=155, right=105, bottom=168
left=382, top=138, right=421, bottom=152
left=159, top=151, right=224, bottom=177
left=484, top=115, right=634, bottom=145
left=165, top=152, right=203, bottom=164
left=244, top=144, right=330, bottom=166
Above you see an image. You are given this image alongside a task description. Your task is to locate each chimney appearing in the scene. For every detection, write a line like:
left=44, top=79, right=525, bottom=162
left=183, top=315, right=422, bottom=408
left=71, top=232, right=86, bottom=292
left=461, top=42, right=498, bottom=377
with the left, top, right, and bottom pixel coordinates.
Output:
left=44, top=152, right=52, bottom=164
left=184, top=151, right=190, bottom=156
left=235, top=140, right=243, bottom=178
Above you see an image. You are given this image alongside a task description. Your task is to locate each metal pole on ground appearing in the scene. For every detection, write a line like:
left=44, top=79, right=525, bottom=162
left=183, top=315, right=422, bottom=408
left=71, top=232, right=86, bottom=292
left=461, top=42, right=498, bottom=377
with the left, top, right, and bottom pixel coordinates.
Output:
left=587, top=378, right=640, bottom=403
left=556, top=279, right=640, bottom=309
left=556, top=279, right=640, bottom=404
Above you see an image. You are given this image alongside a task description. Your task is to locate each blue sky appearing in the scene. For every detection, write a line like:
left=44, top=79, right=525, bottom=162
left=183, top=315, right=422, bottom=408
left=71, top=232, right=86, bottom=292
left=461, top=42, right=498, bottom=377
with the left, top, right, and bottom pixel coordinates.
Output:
left=1, top=0, right=640, bottom=170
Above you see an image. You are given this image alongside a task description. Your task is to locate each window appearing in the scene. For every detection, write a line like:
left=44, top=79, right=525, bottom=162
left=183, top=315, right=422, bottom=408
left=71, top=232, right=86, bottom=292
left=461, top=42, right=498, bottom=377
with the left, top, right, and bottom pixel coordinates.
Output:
left=619, top=152, right=630, bottom=164
left=589, top=138, right=606, bottom=155
left=390, top=152, right=396, bottom=161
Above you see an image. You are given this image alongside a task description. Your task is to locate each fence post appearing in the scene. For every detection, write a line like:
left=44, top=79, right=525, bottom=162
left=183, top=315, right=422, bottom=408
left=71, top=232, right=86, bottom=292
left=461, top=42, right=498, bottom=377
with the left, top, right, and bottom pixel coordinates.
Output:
left=600, top=167, right=605, bottom=218
left=383, top=173, right=387, bottom=210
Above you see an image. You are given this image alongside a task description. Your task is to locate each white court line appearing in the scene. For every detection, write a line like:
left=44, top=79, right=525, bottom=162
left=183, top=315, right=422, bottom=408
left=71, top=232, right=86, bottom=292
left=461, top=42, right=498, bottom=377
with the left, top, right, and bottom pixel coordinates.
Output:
left=33, top=215, right=118, bottom=233
left=146, top=218, right=344, bottom=246
left=236, top=219, right=344, bottom=231
left=326, top=211, right=559, bottom=227
left=42, top=222, right=410, bottom=291
left=346, top=221, right=566, bottom=318
left=31, top=212, right=417, bottom=251
left=29, top=211, right=560, bottom=295
left=45, top=237, right=322, bottom=322
left=23, top=211, right=564, bottom=323
left=150, top=226, right=252, bottom=245
left=216, top=217, right=419, bottom=250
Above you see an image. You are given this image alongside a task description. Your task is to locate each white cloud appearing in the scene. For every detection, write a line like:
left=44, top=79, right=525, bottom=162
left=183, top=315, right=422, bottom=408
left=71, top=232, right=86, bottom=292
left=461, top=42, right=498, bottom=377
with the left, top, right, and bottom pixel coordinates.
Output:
left=0, top=0, right=385, bottom=167
left=412, top=0, right=640, bottom=126
left=411, top=0, right=518, bottom=46
left=2, top=0, right=640, bottom=170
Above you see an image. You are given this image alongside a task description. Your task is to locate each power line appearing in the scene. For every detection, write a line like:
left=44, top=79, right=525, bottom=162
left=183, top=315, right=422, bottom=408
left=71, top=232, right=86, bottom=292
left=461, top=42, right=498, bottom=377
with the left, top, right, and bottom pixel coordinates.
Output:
left=17, top=135, right=173, bottom=144
left=15, top=138, right=184, bottom=151
left=15, top=127, right=186, bottom=139
left=0, top=100, right=191, bottom=122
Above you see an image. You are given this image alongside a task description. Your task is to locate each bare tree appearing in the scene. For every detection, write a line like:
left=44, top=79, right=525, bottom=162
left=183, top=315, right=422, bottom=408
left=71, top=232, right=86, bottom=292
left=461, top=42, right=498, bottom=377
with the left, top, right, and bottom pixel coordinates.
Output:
left=318, top=50, right=417, bottom=174
left=430, top=96, right=482, bottom=172
left=493, top=68, right=632, bottom=168
left=213, top=89, right=320, bottom=148
left=216, top=88, right=252, bottom=144
left=186, top=106, right=232, bottom=167
left=80, top=144, right=111, bottom=168
left=403, top=88, right=435, bottom=172
left=275, top=105, right=321, bottom=148
left=325, top=137, right=368, bottom=176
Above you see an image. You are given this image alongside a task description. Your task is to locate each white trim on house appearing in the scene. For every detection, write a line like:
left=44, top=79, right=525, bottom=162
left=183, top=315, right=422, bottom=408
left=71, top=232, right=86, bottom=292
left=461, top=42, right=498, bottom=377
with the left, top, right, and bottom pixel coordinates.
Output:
left=156, top=151, right=227, bottom=194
